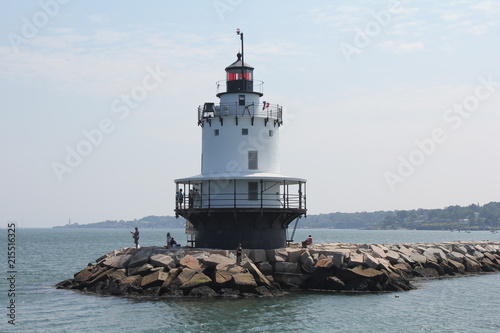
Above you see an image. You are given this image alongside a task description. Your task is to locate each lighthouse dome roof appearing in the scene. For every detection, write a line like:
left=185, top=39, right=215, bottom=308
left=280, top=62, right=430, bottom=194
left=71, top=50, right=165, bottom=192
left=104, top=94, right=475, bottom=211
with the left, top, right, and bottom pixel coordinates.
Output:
left=225, top=53, right=254, bottom=70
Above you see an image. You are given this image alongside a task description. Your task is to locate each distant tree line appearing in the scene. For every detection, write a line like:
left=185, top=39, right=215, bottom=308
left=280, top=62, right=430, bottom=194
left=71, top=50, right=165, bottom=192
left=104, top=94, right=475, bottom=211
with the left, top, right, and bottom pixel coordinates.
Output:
left=57, top=202, right=500, bottom=230
left=59, top=215, right=184, bottom=229
left=300, top=202, right=500, bottom=230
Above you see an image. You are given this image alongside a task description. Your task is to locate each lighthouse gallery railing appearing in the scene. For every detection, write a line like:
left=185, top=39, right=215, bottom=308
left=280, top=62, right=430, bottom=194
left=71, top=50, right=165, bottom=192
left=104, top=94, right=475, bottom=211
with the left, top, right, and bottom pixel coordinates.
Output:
left=198, top=102, right=283, bottom=125
left=175, top=180, right=306, bottom=211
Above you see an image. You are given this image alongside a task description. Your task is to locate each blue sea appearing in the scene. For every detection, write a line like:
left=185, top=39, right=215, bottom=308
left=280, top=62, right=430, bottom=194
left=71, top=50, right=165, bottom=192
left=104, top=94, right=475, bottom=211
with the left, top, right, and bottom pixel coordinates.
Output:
left=0, top=228, right=499, bottom=333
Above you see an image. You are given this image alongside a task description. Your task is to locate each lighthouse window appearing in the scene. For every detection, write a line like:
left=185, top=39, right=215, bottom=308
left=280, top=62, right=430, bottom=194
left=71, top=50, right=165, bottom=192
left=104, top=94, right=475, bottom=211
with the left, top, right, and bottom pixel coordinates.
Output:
left=242, top=128, right=248, bottom=135
left=269, top=130, right=273, bottom=137
left=214, top=129, right=219, bottom=136
left=248, top=151, right=258, bottom=170
left=248, top=182, right=258, bottom=201
left=239, top=95, right=245, bottom=106
left=227, top=73, right=252, bottom=81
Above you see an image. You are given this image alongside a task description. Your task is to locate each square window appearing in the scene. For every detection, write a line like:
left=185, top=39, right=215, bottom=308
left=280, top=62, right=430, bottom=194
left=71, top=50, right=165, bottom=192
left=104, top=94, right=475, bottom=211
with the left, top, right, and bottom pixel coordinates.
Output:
left=242, top=128, right=248, bottom=135
left=248, top=151, right=258, bottom=170
left=248, top=182, right=258, bottom=201
left=214, top=129, right=219, bottom=136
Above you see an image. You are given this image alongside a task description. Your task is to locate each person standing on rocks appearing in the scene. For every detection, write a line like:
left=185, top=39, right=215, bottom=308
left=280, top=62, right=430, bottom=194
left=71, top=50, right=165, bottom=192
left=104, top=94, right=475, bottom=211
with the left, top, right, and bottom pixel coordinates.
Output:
left=236, top=243, right=243, bottom=265
left=131, top=227, right=139, bottom=249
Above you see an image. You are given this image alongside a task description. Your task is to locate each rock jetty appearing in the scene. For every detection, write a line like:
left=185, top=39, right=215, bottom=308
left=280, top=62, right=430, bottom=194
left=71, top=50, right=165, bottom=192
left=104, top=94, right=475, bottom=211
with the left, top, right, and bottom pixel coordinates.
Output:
left=57, top=241, right=500, bottom=298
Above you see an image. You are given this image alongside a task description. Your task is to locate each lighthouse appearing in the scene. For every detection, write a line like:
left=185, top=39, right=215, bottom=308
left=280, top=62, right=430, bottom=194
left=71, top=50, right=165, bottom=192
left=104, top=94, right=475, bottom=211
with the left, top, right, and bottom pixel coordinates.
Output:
left=174, top=31, right=307, bottom=249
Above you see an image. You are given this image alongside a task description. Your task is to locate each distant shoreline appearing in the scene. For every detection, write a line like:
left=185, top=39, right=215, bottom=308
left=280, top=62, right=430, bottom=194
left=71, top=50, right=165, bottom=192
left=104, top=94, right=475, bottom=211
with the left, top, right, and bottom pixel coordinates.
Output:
left=52, top=224, right=499, bottom=232
left=52, top=202, right=500, bottom=231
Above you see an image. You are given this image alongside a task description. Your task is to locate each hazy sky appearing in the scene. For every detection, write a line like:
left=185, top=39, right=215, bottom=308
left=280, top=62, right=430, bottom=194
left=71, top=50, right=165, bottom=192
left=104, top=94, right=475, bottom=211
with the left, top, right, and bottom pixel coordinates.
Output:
left=1, top=0, right=499, bottom=228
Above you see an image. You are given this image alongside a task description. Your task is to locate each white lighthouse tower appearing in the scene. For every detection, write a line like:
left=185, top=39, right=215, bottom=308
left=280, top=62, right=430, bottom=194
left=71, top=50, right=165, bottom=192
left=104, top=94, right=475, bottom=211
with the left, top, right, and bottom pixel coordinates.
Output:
left=175, top=31, right=306, bottom=249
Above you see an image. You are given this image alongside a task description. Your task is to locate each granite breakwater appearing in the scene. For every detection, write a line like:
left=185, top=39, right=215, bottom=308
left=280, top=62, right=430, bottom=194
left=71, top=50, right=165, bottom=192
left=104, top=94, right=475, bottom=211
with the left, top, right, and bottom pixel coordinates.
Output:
left=57, top=241, right=500, bottom=298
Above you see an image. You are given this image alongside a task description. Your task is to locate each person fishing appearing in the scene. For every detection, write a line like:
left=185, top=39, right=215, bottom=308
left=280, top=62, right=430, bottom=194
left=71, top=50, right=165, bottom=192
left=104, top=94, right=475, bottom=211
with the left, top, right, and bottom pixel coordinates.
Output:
left=130, top=227, right=140, bottom=249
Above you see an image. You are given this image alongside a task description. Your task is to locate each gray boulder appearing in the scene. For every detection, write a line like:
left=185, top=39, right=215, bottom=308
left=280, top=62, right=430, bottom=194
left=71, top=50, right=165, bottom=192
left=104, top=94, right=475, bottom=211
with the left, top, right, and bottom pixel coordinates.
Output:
left=266, top=249, right=288, bottom=262
left=370, top=244, right=386, bottom=259
left=448, top=251, right=465, bottom=262
left=274, top=273, right=303, bottom=289
left=128, top=263, right=154, bottom=276
left=463, top=257, right=481, bottom=273
left=385, top=250, right=400, bottom=264
left=423, top=248, right=447, bottom=263
left=141, top=270, right=169, bottom=289
left=275, top=261, right=301, bottom=274
left=175, top=268, right=198, bottom=286
left=179, top=255, right=202, bottom=270
left=347, top=252, right=364, bottom=267
left=287, top=249, right=304, bottom=263
left=180, top=272, right=212, bottom=290
left=203, top=254, right=235, bottom=268
left=243, top=261, right=272, bottom=286
left=128, top=250, right=151, bottom=268
left=249, top=249, right=267, bottom=263
left=232, top=272, right=258, bottom=290
left=299, top=251, right=316, bottom=272
left=257, top=262, right=273, bottom=275
left=409, top=252, right=427, bottom=265
left=188, top=286, right=217, bottom=297
left=452, top=244, right=468, bottom=255
left=150, top=254, right=176, bottom=269
left=316, top=257, right=334, bottom=269
left=103, top=254, right=133, bottom=269
left=214, top=270, right=233, bottom=286
left=364, top=253, right=380, bottom=269
left=448, top=260, right=466, bottom=273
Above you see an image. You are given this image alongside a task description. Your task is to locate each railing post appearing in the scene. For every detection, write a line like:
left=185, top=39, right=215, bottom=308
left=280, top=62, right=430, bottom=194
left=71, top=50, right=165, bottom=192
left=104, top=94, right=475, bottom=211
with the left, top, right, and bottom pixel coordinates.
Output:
left=200, top=182, right=203, bottom=208
left=260, top=179, right=263, bottom=208
left=234, top=180, right=237, bottom=208
left=304, top=182, right=307, bottom=210
left=181, top=184, right=185, bottom=209
left=286, top=184, right=289, bottom=208
left=175, top=182, right=178, bottom=209
left=282, top=180, right=286, bottom=209
left=299, top=182, right=302, bottom=209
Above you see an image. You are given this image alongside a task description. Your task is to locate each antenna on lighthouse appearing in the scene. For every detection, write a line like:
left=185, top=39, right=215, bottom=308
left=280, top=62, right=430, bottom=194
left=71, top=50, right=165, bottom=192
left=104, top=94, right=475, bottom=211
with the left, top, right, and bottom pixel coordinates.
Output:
left=236, top=28, right=244, bottom=78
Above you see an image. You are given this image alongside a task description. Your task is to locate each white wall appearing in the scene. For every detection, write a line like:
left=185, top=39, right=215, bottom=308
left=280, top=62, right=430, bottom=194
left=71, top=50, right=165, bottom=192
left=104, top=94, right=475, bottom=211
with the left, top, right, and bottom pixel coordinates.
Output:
left=201, top=92, right=281, bottom=176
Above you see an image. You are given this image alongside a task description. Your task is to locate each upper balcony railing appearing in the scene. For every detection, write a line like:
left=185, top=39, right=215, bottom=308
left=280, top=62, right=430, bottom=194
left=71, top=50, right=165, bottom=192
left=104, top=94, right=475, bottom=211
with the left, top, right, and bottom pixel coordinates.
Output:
left=198, top=102, right=283, bottom=126
left=216, top=80, right=264, bottom=96
left=175, top=180, right=306, bottom=211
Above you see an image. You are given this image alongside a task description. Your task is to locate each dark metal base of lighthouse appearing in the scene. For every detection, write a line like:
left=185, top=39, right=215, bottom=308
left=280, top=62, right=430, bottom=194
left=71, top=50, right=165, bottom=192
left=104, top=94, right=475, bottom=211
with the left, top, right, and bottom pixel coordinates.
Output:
left=176, top=208, right=306, bottom=250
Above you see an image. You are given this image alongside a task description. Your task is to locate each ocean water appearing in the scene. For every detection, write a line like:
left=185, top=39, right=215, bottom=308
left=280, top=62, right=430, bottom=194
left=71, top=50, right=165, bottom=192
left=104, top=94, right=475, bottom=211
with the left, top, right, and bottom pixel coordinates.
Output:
left=0, top=228, right=499, bottom=333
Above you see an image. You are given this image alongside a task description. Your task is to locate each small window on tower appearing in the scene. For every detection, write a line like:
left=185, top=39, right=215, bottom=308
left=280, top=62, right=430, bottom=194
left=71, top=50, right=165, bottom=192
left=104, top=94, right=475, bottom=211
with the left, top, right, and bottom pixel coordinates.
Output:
left=269, top=130, right=273, bottom=137
left=239, top=95, right=245, bottom=106
left=242, top=128, right=248, bottom=135
left=248, top=151, right=258, bottom=170
left=248, top=182, right=258, bottom=201
left=214, top=129, right=219, bottom=136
